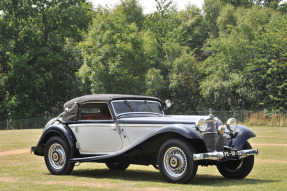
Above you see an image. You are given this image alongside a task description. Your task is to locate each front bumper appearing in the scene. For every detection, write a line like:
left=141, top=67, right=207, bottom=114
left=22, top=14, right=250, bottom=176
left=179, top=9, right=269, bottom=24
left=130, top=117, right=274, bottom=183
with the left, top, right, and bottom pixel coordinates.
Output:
left=30, top=146, right=35, bottom=154
left=193, top=149, right=258, bottom=161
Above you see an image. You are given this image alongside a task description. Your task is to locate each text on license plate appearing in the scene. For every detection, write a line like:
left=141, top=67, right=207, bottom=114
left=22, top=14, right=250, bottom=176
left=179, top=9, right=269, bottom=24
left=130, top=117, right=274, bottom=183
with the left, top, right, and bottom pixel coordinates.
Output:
left=224, top=150, right=243, bottom=157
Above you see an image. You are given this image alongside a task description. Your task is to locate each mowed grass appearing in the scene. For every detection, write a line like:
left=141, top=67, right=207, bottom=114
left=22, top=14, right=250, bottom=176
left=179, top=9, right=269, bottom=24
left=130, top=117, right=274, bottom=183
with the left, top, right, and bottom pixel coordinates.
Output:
left=0, top=127, right=286, bottom=191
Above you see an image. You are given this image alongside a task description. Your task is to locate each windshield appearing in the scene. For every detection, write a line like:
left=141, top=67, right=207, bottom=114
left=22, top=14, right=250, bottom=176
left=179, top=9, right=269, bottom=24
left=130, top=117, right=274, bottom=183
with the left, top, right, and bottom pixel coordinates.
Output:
left=111, top=100, right=163, bottom=116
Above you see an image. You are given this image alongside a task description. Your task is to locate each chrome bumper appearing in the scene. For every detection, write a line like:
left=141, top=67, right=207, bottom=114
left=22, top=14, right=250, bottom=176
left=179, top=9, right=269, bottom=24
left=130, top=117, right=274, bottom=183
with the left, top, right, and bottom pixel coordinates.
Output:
left=193, top=149, right=258, bottom=161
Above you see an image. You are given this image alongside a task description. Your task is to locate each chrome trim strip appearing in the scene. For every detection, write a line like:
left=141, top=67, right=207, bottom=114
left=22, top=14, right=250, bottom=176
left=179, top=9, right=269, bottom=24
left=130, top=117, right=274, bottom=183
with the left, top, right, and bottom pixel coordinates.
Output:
left=193, top=149, right=258, bottom=161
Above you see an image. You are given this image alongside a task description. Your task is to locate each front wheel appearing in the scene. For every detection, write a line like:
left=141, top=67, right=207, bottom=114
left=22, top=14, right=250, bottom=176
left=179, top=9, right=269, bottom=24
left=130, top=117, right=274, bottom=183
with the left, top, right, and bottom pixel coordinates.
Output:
left=44, top=136, right=75, bottom=175
left=158, top=139, right=198, bottom=184
left=217, top=141, right=254, bottom=179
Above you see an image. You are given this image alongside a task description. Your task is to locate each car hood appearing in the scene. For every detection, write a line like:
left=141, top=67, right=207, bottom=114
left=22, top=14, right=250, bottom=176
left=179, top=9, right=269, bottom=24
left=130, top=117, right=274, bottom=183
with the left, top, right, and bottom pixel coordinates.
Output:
left=118, top=115, right=209, bottom=125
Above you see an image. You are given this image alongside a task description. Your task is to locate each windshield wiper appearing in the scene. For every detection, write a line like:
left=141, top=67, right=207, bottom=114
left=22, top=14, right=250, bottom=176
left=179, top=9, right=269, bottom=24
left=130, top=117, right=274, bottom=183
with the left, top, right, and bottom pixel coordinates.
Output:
left=124, top=100, right=134, bottom=111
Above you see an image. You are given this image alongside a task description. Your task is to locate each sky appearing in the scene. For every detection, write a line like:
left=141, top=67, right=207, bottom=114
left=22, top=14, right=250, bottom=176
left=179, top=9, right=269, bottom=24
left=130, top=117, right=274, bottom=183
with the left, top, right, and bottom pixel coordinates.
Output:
left=89, top=0, right=205, bottom=14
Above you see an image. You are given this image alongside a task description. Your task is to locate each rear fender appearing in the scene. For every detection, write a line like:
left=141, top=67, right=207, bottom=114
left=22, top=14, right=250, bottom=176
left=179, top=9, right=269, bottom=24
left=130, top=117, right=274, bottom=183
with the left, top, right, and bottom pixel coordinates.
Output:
left=231, top=125, right=256, bottom=150
left=33, top=124, right=76, bottom=156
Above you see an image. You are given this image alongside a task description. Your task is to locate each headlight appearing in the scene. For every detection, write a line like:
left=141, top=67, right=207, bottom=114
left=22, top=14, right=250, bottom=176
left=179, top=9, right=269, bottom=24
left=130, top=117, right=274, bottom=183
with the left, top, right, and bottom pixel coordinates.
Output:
left=227, top=118, right=238, bottom=131
left=218, top=125, right=226, bottom=135
left=196, top=118, right=207, bottom=132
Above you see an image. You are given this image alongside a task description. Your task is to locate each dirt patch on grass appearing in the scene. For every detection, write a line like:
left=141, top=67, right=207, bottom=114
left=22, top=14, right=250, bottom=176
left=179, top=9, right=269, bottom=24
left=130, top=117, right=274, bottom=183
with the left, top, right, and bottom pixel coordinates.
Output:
left=257, top=136, right=287, bottom=139
left=0, top=176, right=176, bottom=191
left=0, top=148, right=28, bottom=157
left=252, top=143, right=287, bottom=147
left=0, top=177, right=19, bottom=183
left=39, top=180, right=176, bottom=191
left=256, top=159, right=287, bottom=164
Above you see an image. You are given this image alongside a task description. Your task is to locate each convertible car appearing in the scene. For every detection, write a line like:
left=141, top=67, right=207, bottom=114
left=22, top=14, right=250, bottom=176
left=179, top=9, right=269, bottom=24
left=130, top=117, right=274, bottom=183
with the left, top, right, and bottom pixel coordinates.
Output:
left=31, top=94, right=258, bottom=183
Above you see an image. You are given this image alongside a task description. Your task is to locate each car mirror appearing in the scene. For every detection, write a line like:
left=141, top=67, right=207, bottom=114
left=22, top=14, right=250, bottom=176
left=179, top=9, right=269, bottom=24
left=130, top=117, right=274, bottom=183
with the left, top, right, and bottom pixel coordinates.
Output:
left=165, top=99, right=172, bottom=108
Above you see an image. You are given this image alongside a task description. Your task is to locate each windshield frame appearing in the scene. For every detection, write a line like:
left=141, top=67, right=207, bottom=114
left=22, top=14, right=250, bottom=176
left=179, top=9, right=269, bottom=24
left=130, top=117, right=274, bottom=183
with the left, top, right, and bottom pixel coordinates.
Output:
left=111, top=100, right=164, bottom=117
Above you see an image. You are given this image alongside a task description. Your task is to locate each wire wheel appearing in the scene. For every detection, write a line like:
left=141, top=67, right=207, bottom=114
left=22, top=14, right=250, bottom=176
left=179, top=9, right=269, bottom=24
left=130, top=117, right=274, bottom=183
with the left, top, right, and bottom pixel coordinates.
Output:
left=44, top=136, right=75, bottom=175
left=158, top=139, right=198, bottom=184
left=48, top=143, right=66, bottom=170
left=163, top=147, right=187, bottom=177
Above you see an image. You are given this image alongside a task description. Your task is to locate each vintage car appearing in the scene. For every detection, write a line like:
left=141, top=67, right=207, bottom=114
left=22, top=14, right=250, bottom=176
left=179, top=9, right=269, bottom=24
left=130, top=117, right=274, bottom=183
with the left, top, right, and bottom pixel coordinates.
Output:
left=31, top=94, right=258, bottom=183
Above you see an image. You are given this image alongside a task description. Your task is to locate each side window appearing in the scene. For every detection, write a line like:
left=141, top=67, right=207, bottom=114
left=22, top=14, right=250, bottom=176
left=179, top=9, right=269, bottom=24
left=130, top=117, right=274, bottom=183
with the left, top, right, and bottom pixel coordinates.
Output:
left=79, top=103, right=113, bottom=120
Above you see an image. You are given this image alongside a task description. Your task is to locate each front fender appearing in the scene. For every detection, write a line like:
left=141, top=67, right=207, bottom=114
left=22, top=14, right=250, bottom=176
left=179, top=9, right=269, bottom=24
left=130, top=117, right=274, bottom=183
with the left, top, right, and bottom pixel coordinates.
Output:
left=119, top=124, right=205, bottom=157
left=154, top=124, right=203, bottom=139
left=33, top=124, right=76, bottom=156
left=232, top=125, right=256, bottom=150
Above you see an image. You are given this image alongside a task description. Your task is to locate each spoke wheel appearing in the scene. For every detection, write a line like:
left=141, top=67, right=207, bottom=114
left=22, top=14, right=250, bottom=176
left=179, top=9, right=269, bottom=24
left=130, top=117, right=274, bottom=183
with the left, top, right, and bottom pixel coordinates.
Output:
left=44, top=136, right=75, bottom=175
left=48, top=143, right=66, bottom=170
left=217, top=141, right=254, bottom=179
left=158, top=139, right=198, bottom=184
left=163, top=147, right=187, bottom=177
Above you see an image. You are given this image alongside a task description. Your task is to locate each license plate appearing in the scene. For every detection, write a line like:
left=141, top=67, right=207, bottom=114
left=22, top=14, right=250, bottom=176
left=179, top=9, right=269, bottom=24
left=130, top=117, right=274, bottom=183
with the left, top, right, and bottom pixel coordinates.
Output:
left=224, top=150, right=243, bottom=157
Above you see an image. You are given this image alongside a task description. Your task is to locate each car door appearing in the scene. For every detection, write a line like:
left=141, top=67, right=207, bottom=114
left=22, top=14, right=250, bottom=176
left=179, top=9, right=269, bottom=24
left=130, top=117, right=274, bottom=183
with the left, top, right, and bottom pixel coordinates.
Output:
left=69, top=102, right=123, bottom=155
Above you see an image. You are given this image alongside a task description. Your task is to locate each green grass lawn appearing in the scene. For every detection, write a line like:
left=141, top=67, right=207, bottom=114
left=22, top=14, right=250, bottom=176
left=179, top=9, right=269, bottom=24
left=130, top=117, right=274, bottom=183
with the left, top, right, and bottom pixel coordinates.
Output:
left=0, top=127, right=286, bottom=190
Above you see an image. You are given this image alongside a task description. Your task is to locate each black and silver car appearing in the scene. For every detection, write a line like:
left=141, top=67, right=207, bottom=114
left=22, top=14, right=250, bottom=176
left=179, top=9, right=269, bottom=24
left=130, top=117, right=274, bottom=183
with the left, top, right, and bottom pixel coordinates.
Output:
left=31, top=94, right=258, bottom=183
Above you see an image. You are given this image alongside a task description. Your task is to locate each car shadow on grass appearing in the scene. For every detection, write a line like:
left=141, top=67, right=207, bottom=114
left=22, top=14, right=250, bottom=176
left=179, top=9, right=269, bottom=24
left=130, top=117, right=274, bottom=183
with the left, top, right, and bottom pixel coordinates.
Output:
left=70, top=168, right=278, bottom=186
left=192, top=174, right=278, bottom=187
left=71, top=168, right=163, bottom=183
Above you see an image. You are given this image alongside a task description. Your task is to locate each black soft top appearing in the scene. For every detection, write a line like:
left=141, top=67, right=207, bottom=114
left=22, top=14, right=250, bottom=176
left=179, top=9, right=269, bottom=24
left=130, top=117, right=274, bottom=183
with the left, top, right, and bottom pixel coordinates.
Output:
left=64, top=94, right=161, bottom=108
left=62, top=94, right=161, bottom=121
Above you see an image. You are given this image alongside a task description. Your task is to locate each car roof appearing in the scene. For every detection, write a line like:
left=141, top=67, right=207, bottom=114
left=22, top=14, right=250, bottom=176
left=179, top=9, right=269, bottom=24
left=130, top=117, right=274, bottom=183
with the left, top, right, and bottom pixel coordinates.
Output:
left=64, top=94, right=161, bottom=108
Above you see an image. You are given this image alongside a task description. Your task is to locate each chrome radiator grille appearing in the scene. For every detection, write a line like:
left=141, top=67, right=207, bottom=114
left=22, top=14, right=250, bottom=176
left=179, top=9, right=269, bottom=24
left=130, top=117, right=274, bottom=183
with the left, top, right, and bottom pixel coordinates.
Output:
left=203, top=133, right=224, bottom=152
left=203, top=120, right=224, bottom=152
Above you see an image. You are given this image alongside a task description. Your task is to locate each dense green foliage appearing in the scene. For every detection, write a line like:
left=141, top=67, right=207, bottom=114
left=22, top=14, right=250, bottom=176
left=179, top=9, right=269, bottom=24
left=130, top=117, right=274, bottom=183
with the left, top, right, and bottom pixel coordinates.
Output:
left=0, top=0, right=286, bottom=120
left=0, top=0, right=92, bottom=119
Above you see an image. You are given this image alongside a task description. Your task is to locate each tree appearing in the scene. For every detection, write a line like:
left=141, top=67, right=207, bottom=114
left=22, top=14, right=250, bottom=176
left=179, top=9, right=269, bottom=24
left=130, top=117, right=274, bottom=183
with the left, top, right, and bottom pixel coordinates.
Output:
left=246, top=14, right=287, bottom=110
left=177, top=5, right=209, bottom=57
left=168, top=44, right=202, bottom=113
left=200, top=5, right=286, bottom=110
left=203, top=0, right=221, bottom=38
left=0, top=0, right=92, bottom=119
left=221, top=0, right=253, bottom=7
left=116, top=0, right=145, bottom=30
left=79, top=7, right=151, bottom=94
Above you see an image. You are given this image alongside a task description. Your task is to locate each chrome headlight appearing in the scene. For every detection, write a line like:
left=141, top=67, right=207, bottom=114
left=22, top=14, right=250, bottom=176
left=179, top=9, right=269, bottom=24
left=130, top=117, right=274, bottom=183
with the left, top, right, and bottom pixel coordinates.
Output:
left=218, top=125, right=226, bottom=134
left=227, top=118, right=238, bottom=132
left=196, top=118, right=207, bottom=132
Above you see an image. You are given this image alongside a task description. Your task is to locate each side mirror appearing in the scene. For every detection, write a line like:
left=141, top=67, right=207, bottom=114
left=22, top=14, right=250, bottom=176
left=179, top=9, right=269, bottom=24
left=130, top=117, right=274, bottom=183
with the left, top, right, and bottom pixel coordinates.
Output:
left=165, top=99, right=172, bottom=108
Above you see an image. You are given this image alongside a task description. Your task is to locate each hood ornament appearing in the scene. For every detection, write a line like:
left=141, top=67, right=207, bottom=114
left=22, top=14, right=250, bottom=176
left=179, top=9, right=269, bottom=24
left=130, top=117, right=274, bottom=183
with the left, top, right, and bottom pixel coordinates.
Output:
left=209, top=108, right=214, bottom=118
left=209, top=108, right=213, bottom=115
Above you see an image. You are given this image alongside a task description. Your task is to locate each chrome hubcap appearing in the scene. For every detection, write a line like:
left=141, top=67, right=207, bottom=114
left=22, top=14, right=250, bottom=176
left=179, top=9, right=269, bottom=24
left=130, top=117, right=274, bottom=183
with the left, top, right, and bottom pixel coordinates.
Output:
left=169, top=156, right=179, bottom=168
left=52, top=152, right=59, bottom=162
left=48, top=143, right=66, bottom=170
left=163, top=147, right=187, bottom=177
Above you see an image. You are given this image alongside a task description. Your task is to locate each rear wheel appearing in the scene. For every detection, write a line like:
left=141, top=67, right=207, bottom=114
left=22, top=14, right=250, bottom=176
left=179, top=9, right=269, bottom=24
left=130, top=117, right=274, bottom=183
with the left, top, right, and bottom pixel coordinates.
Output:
left=44, top=136, right=75, bottom=175
left=106, top=162, right=130, bottom=171
left=217, top=141, right=254, bottom=179
left=158, top=139, right=198, bottom=184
